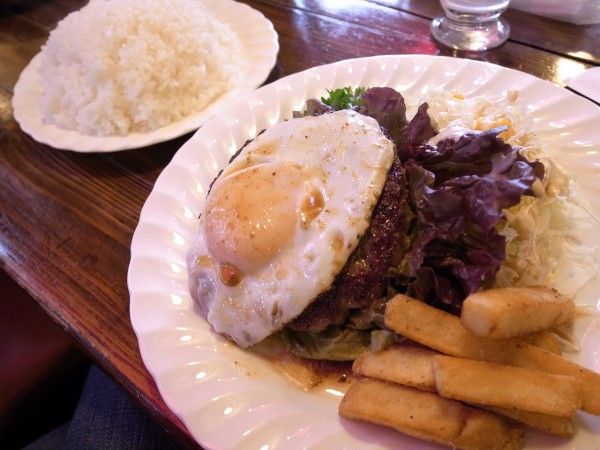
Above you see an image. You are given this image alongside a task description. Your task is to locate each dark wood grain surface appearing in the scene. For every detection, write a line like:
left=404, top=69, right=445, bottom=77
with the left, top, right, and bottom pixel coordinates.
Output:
left=1, top=0, right=599, bottom=448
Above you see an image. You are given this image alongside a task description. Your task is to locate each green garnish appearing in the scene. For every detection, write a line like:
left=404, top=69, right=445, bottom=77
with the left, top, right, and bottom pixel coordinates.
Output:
left=320, top=86, right=367, bottom=110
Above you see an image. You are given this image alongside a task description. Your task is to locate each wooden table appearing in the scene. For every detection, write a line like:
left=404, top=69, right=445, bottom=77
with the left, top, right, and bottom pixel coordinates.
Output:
left=1, top=1, right=599, bottom=448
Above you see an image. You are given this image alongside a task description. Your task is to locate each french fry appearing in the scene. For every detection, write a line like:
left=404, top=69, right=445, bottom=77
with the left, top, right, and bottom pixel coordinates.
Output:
left=517, top=330, right=561, bottom=355
left=384, top=294, right=600, bottom=415
left=339, top=378, right=525, bottom=450
left=353, top=346, right=574, bottom=436
left=352, top=345, right=437, bottom=391
left=432, top=355, right=583, bottom=417
left=351, top=347, right=575, bottom=437
left=353, top=345, right=573, bottom=436
left=480, top=405, right=574, bottom=438
left=461, top=286, right=575, bottom=339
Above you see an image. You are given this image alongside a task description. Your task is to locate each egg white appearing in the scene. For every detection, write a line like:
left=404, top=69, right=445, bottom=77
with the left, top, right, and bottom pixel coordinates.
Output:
left=187, top=109, right=395, bottom=348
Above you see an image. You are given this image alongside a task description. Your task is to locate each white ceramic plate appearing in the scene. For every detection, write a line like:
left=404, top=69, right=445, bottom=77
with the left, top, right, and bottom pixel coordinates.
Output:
left=11, top=0, right=278, bottom=152
left=129, top=55, right=600, bottom=449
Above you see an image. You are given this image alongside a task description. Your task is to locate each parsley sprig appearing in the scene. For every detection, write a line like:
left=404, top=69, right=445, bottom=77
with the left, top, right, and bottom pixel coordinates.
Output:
left=320, top=86, right=366, bottom=110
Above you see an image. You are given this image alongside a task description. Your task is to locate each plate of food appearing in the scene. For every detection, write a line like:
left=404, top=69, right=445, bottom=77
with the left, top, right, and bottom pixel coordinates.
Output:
left=128, top=54, right=600, bottom=449
left=12, top=0, right=278, bottom=152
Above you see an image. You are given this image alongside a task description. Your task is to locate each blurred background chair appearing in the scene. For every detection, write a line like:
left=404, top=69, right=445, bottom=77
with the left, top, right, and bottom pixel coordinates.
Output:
left=0, top=269, right=90, bottom=449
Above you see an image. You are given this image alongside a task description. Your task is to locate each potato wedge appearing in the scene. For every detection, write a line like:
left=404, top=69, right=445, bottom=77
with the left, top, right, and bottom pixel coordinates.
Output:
left=353, top=346, right=573, bottom=436
left=339, top=378, right=525, bottom=450
left=432, top=355, right=583, bottom=417
left=461, top=286, right=574, bottom=339
left=480, top=405, right=574, bottom=437
left=517, top=330, right=561, bottom=355
left=353, top=345, right=437, bottom=391
left=384, top=294, right=600, bottom=415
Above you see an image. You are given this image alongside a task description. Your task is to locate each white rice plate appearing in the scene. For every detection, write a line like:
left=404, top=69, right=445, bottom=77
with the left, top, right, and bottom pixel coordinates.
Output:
left=39, top=0, right=242, bottom=136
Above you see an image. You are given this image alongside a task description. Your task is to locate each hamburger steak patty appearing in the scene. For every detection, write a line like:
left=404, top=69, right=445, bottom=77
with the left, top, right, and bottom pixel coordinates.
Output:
left=288, top=155, right=410, bottom=332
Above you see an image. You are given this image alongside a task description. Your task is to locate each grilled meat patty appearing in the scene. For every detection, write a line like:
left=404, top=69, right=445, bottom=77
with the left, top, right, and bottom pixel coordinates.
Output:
left=288, top=155, right=410, bottom=332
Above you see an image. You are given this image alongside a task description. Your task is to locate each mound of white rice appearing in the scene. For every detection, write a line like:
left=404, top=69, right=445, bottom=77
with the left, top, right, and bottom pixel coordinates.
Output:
left=39, top=0, right=242, bottom=136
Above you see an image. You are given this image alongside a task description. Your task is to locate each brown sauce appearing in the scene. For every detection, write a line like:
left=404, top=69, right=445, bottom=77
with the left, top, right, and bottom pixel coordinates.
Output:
left=265, top=352, right=357, bottom=396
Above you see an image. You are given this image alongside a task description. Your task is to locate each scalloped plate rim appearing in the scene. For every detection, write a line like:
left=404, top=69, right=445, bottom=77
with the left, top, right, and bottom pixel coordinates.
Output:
left=129, top=54, right=600, bottom=450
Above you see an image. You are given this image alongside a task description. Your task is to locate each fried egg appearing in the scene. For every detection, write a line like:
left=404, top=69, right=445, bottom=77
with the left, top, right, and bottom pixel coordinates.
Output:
left=187, top=109, right=395, bottom=348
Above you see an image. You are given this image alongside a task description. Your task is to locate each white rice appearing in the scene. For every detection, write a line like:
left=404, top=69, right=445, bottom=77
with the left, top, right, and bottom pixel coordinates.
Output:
left=39, top=0, right=242, bottom=136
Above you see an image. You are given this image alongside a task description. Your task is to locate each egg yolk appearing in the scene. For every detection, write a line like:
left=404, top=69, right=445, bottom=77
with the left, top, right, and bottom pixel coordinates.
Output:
left=203, top=162, right=308, bottom=273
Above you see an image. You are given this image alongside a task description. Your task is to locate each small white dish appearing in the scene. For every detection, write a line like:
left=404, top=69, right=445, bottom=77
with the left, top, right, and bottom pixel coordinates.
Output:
left=11, top=0, right=278, bottom=152
left=566, top=67, right=600, bottom=104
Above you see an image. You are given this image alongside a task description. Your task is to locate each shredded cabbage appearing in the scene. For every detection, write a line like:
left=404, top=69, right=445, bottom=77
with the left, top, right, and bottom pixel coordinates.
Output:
left=416, top=89, right=600, bottom=297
